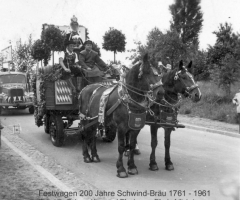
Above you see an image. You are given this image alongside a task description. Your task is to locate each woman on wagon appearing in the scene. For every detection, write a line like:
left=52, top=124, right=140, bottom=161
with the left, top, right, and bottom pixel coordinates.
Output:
left=58, top=40, right=82, bottom=92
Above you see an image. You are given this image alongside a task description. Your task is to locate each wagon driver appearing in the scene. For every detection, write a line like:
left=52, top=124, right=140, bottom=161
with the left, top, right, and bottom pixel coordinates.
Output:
left=78, top=40, right=110, bottom=80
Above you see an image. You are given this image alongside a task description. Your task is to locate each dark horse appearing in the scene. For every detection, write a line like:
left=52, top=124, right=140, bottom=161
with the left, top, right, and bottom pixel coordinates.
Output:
left=125, top=60, right=202, bottom=171
left=78, top=53, right=165, bottom=178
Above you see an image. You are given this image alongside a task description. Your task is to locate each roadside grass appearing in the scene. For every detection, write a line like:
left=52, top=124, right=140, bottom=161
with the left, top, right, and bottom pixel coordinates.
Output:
left=179, top=81, right=240, bottom=124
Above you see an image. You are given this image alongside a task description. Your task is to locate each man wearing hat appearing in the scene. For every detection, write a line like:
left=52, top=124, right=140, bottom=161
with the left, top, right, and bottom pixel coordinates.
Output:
left=78, top=40, right=109, bottom=76
left=64, top=15, right=84, bottom=55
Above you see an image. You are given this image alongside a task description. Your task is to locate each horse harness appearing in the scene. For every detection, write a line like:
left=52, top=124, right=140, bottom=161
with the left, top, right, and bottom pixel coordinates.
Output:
left=78, top=65, right=163, bottom=131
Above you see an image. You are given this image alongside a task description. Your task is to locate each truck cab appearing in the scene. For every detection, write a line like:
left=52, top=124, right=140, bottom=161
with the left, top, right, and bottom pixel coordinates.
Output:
left=0, top=72, right=34, bottom=114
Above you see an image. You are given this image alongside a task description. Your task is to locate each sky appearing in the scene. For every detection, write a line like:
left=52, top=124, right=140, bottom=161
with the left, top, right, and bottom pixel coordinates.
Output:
left=0, top=0, right=240, bottom=66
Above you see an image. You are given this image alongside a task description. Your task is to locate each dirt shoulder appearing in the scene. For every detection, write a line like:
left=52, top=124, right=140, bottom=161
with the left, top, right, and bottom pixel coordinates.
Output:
left=0, top=142, right=62, bottom=200
left=178, top=114, right=239, bottom=133
left=0, top=126, right=106, bottom=200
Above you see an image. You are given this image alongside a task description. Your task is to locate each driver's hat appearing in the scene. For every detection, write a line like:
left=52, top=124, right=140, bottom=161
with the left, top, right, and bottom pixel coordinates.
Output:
left=83, top=40, right=93, bottom=46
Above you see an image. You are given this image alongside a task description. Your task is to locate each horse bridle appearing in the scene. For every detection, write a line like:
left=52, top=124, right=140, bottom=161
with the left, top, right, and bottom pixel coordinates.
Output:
left=120, top=65, right=163, bottom=110
left=174, top=70, right=199, bottom=97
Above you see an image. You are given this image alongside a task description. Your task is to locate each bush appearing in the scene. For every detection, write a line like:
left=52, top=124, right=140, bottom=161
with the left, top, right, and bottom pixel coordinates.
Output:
left=179, top=81, right=239, bottom=124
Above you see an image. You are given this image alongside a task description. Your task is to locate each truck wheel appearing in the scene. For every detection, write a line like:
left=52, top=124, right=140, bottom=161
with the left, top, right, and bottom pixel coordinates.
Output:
left=102, top=125, right=117, bottom=142
left=44, top=115, right=50, bottom=134
left=49, top=115, right=64, bottom=147
left=29, top=106, right=34, bottom=114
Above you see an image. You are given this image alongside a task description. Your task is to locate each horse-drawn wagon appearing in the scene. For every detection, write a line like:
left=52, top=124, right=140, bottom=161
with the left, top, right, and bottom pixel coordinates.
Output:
left=33, top=64, right=119, bottom=147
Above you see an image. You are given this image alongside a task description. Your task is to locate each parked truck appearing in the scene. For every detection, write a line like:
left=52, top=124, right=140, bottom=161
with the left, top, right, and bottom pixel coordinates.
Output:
left=0, top=71, right=34, bottom=114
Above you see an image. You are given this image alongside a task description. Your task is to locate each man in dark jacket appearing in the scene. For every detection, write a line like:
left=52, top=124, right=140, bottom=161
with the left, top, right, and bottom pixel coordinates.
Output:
left=78, top=40, right=109, bottom=78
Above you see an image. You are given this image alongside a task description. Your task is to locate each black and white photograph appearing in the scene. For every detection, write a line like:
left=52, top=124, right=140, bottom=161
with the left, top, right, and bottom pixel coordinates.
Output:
left=0, top=0, right=239, bottom=199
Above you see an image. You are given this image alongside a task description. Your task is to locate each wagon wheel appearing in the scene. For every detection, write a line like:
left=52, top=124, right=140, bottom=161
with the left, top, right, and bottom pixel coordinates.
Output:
left=49, top=115, right=64, bottom=147
left=44, top=114, right=50, bottom=134
left=102, top=125, right=117, bottom=142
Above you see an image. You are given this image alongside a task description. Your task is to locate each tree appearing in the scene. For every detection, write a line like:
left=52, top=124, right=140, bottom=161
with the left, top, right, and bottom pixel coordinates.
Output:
left=210, top=54, right=239, bottom=96
left=190, top=49, right=209, bottom=80
left=103, top=27, right=126, bottom=63
left=12, top=35, right=36, bottom=72
left=127, top=28, right=187, bottom=67
left=169, top=0, right=203, bottom=46
left=41, top=26, right=65, bottom=52
left=207, top=23, right=240, bottom=95
left=41, top=26, right=65, bottom=65
left=126, top=41, right=147, bottom=64
left=149, top=29, right=187, bottom=67
left=31, top=39, right=51, bottom=65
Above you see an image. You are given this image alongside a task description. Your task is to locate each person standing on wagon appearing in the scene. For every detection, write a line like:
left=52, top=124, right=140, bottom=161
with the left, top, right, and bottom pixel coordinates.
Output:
left=64, top=15, right=84, bottom=56
left=232, top=89, right=240, bottom=133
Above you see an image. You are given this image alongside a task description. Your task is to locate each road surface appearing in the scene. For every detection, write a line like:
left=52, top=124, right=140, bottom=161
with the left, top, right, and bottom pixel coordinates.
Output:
left=1, top=109, right=240, bottom=200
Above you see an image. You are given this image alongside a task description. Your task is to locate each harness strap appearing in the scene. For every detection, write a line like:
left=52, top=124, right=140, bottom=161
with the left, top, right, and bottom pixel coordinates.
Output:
left=187, top=84, right=199, bottom=92
left=150, top=80, right=163, bottom=90
left=106, top=99, right=121, bottom=116
left=86, top=85, right=105, bottom=115
left=81, top=99, right=122, bottom=131
left=82, top=119, right=98, bottom=130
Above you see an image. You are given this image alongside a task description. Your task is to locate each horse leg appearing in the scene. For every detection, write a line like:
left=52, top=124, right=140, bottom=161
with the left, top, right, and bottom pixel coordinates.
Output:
left=82, top=132, right=92, bottom=163
left=116, top=128, right=128, bottom=178
left=127, top=131, right=139, bottom=175
left=133, top=140, right=141, bottom=155
left=124, top=131, right=130, bottom=157
left=164, top=128, right=174, bottom=170
left=90, top=128, right=100, bottom=163
left=82, top=129, right=93, bottom=163
left=149, top=125, right=159, bottom=171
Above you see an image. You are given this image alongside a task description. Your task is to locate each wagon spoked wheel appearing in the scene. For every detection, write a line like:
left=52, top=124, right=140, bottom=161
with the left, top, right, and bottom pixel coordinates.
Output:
left=102, top=125, right=117, bottom=142
left=49, top=115, right=64, bottom=147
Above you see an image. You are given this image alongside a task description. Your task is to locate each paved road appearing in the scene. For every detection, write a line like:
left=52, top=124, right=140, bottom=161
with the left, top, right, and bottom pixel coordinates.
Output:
left=1, top=109, right=240, bottom=200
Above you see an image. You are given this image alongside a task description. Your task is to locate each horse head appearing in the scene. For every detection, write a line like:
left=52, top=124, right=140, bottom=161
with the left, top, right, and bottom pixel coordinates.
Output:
left=126, top=53, right=165, bottom=103
left=167, top=60, right=201, bottom=102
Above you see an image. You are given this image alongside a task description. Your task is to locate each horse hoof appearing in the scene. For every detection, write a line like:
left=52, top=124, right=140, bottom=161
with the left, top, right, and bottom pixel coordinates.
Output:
left=84, top=157, right=92, bottom=163
left=134, top=149, right=141, bottom=155
left=117, top=172, right=128, bottom=178
left=92, top=156, right=101, bottom=163
left=149, top=164, right=159, bottom=171
left=124, top=150, right=129, bottom=157
left=128, top=168, right=138, bottom=175
left=166, top=164, right=174, bottom=171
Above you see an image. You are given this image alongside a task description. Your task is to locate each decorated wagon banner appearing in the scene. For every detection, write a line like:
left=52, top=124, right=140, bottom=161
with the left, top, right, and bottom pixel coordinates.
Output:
left=1, top=46, right=12, bottom=63
left=42, top=24, right=86, bottom=42
left=55, top=80, right=73, bottom=105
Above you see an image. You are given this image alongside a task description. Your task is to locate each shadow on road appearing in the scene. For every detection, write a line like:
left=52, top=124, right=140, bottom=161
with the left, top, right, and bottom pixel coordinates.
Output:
left=0, top=109, right=32, bottom=116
